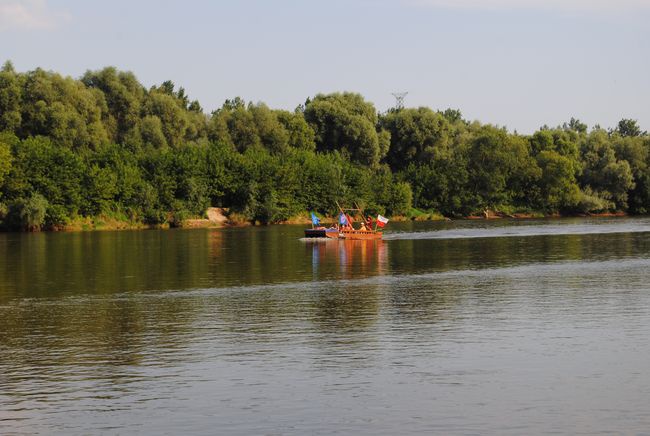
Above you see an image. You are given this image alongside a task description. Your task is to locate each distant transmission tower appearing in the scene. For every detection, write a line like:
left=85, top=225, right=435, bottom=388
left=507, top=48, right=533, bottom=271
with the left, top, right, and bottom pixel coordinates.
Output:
left=391, top=92, right=408, bottom=110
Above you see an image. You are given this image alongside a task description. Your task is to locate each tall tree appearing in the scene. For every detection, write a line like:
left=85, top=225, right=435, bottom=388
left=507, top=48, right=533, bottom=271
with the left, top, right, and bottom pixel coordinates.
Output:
left=580, top=130, right=635, bottom=209
left=304, top=92, right=388, bottom=166
left=380, top=107, right=452, bottom=171
left=615, top=118, right=645, bottom=138
left=0, top=61, right=22, bottom=133
left=81, top=67, right=145, bottom=143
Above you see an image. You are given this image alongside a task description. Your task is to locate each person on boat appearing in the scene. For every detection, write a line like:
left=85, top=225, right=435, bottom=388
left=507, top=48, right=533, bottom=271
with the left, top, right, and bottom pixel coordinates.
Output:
left=359, top=221, right=368, bottom=231
left=342, top=214, right=353, bottom=230
left=365, top=216, right=373, bottom=229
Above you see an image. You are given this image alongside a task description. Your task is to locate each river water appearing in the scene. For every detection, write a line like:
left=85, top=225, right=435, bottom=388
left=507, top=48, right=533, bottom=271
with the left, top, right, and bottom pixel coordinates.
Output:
left=1, top=217, right=650, bottom=435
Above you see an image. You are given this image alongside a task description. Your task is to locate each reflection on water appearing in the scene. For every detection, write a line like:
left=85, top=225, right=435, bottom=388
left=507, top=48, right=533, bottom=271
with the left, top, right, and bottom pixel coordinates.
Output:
left=308, top=239, right=388, bottom=279
left=2, top=217, right=650, bottom=434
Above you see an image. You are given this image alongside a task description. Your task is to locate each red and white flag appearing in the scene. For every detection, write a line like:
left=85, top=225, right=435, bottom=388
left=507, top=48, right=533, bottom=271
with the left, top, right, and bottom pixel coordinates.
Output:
left=376, top=214, right=389, bottom=228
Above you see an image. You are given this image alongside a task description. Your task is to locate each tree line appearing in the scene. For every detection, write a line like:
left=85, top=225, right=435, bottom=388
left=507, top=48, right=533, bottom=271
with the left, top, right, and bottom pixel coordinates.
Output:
left=0, top=61, right=648, bottom=231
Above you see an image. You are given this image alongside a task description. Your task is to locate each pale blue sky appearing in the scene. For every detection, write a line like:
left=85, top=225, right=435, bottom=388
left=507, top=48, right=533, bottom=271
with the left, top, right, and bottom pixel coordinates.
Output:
left=1, top=0, right=649, bottom=132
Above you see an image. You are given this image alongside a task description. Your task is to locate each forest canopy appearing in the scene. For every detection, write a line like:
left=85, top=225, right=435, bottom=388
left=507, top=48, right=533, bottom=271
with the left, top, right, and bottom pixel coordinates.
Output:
left=0, top=61, right=648, bottom=231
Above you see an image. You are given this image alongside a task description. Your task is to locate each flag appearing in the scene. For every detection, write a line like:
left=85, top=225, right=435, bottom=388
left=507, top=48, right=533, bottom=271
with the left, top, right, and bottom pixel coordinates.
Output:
left=376, top=214, right=389, bottom=228
left=310, top=212, right=320, bottom=226
left=339, top=212, right=348, bottom=225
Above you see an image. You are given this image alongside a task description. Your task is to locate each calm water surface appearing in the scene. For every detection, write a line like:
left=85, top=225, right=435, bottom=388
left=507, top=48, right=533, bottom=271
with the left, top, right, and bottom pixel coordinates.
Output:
left=1, top=217, right=650, bottom=434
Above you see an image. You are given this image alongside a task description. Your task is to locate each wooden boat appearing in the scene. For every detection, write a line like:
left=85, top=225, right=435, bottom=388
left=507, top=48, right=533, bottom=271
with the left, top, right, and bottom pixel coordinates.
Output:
left=304, top=203, right=386, bottom=240
left=339, top=229, right=382, bottom=240
left=304, top=227, right=383, bottom=239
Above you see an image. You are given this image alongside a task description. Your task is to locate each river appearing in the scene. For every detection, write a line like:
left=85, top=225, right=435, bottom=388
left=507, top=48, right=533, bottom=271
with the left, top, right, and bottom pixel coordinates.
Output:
left=1, top=217, right=650, bottom=434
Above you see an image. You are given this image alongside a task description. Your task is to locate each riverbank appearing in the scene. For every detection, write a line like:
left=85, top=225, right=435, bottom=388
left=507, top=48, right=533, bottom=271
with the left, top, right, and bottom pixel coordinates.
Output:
left=0, top=207, right=630, bottom=233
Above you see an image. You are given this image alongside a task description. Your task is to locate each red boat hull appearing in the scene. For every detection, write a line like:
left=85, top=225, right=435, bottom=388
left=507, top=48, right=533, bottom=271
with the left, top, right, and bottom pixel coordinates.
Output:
left=304, top=228, right=382, bottom=240
left=338, top=229, right=382, bottom=240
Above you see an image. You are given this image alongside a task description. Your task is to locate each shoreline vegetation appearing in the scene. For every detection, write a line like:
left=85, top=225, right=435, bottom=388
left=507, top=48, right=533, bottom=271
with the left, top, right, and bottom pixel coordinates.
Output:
left=40, top=208, right=629, bottom=233
left=0, top=61, right=649, bottom=233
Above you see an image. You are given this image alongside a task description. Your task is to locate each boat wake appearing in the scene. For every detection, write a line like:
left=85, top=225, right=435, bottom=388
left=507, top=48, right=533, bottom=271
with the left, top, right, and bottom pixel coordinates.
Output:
left=56, top=255, right=650, bottom=302
left=384, top=222, right=650, bottom=241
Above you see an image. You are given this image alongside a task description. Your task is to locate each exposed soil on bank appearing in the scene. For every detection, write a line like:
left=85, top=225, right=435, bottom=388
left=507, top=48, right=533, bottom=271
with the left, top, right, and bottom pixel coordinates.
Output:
left=182, top=207, right=230, bottom=228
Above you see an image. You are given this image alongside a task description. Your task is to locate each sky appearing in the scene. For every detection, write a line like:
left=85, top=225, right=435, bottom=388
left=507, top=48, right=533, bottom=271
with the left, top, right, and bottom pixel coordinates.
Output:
left=1, top=0, right=649, bottom=133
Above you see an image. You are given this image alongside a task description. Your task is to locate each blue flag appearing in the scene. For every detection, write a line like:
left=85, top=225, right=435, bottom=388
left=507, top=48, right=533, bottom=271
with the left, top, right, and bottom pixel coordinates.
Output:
left=339, top=212, right=348, bottom=225
left=310, top=212, right=320, bottom=226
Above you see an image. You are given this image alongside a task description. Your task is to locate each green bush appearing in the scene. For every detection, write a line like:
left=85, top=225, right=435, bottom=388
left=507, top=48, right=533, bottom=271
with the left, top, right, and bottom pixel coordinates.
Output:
left=169, top=208, right=190, bottom=227
left=45, top=203, right=70, bottom=229
left=387, top=181, right=413, bottom=216
left=574, top=187, right=614, bottom=213
left=7, top=193, right=49, bottom=231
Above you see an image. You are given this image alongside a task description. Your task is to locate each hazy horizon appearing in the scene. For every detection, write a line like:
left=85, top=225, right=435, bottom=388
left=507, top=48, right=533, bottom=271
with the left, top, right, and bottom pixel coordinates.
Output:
left=1, top=0, right=648, bottom=133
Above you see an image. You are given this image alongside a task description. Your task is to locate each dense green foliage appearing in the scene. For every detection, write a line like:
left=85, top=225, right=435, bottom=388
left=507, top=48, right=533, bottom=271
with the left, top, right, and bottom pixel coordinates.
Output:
left=0, top=61, right=648, bottom=231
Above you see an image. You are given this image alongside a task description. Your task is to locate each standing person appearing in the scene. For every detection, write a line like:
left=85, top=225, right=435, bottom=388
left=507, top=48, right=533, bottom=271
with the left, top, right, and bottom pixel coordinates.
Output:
left=339, top=212, right=348, bottom=229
